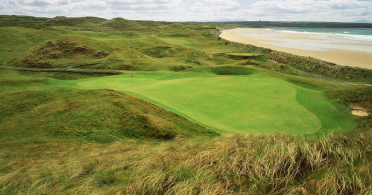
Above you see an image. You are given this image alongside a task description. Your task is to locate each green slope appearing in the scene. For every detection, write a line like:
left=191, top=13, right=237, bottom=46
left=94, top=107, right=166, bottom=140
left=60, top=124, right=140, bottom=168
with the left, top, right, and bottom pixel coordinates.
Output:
left=48, top=71, right=355, bottom=135
left=0, top=70, right=217, bottom=143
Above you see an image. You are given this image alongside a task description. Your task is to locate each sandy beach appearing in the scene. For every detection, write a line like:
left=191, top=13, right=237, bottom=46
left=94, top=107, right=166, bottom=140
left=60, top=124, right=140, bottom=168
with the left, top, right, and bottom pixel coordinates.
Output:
left=220, top=28, right=372, bottom=70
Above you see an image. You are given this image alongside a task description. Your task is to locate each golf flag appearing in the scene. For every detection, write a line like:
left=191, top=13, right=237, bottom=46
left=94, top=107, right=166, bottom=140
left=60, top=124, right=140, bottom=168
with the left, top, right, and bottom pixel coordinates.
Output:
left=130, top=75, right=133, bottom=87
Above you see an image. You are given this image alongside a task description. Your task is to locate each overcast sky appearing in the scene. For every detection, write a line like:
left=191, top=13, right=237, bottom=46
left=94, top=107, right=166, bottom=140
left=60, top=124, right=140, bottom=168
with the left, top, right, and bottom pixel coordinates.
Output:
left=1, top=0, right=371, bottom=22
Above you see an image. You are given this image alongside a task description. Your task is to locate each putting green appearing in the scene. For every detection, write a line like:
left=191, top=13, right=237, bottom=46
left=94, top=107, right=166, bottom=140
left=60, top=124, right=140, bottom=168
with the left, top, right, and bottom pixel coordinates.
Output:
left=49, top=72, right=354, bottom=135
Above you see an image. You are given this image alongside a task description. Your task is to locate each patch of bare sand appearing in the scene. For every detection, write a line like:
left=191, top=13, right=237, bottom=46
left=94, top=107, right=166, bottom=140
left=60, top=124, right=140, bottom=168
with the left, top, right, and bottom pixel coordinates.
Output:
left=220, top=28, right=372, bottom=70
left=350, top=106, right=370, bottom=116
left=352, top=110, right=370, bottom=116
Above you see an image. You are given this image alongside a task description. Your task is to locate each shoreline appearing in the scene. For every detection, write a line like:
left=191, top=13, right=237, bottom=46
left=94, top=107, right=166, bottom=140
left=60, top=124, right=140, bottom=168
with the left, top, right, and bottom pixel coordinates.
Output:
left=220, top=28, right=372, bottom=70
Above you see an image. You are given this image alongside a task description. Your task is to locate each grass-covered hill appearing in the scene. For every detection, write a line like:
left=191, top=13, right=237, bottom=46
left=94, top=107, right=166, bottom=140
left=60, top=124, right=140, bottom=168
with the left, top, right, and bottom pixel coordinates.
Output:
left=1, top=76, right=371, bottom=194
left=0, top=15, right=217, bottom=36
left=50, top=16, right=108, bottom=27
left=1, top=68, right=371, bottom=195
left=0, top=70, right=217, bottom=142
left=2, top=15, right=371, bottom=83
left=1, top=15, right=372, bottom=194
left=0, top=25, right=213, bottom=70
left=9, top=36, right=147, bottom=68
left=10, top=36, right=110, bottom=68
left=0, top=88, right=218, bottom=142
left=141, top=46, right=208, bottom=58
left=100, top=17, right=143, bottom=31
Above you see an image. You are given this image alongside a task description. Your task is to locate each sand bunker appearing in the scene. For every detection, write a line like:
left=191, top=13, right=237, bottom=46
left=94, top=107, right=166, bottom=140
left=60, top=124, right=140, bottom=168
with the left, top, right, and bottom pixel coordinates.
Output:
left=351, top=107, right=370, bottom=116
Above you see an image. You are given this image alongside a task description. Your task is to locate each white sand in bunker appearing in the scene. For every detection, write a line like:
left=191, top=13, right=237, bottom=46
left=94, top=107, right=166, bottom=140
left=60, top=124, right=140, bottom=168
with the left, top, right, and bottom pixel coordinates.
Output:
left=220, top=28, right=372, bottom=70
left=352, top=110, right=370, bottom=116
left=351, top=106, right=370, bottom=116
left=352, top=110, right=370, bottom=117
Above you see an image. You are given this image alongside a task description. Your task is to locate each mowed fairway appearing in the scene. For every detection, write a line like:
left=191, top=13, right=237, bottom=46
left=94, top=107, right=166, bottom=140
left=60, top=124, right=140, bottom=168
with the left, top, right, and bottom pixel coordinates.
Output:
left=49, top=72, right=354, bottom=135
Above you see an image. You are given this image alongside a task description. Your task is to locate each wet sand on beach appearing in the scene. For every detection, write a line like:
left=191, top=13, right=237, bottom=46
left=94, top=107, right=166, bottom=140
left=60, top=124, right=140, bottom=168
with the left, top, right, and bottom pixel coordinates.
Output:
left=220, top=28, right=372, bottom=70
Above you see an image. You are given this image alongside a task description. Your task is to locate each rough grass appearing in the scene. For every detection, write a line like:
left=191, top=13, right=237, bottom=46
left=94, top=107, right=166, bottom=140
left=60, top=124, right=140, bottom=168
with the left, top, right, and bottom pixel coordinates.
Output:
left=326, top=87, right=372, bottom=107
left=221, top=40, right=372, bottom=84
left=326, top=87, right=372, bottom=131
left=9, top=36, right=147, bottom=68
left=124, top=133, right=372, bottom=195
left=0, top=69, right=121, bottom=85
left=0, top=88, right=217, bottom=142
left=141, top=45, right=208, bottom=59
left=210, top=66, right=258, bottom=75
left=1, top=28, right=212, bottom=71
left=225, top=53, right=264, bottom=60
left=0, top=15, right=215, bottom=37
left=1, top=132, right=371, bottom=194
left=100, top=17, right=143, bottom=32
left=0, top=27, right=62, bottom=64
left=3, top=20, right=371, bottom=83
left=226, top=53, right=262, bottom=57
left=267, top=50, right=372, bottom=83
left=157, top=36, right=243, bottom=53
left=10, top=36, right=107, bottom=68
left=0, top=70, right=217, bottom=142
left=2, top=15, right=371, bottom=83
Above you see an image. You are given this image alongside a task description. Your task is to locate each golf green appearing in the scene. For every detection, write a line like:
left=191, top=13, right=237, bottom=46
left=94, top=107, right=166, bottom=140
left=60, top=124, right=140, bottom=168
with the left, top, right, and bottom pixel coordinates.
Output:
left=49, top=72, right=354, bottom=135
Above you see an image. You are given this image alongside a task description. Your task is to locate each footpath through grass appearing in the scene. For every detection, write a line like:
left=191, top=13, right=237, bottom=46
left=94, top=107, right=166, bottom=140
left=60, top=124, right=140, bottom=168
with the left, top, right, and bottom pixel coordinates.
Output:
left=49, top=71, right=355, bottom=135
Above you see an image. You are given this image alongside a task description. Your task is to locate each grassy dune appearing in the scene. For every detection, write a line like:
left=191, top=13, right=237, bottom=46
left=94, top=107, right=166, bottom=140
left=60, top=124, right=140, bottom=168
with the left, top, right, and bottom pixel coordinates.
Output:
left=0, top=27, right=62, bottom=64
left=1, top=28, right=216, bottom=70
left=0, top=88, right=217, bottom=142
left=1, top=16, right=372, bottom=194
left=0, top=70, right=217, bottom=143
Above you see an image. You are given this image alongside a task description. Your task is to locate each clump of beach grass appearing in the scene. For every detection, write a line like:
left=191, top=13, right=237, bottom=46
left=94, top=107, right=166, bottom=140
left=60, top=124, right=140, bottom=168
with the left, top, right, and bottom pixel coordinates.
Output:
left=2, top=131, right=371, bottom=194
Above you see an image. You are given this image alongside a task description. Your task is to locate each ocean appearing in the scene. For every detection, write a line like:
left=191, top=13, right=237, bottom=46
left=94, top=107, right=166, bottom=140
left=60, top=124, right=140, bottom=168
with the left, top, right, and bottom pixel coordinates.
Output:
left=274, top=28, right=372, bottom=41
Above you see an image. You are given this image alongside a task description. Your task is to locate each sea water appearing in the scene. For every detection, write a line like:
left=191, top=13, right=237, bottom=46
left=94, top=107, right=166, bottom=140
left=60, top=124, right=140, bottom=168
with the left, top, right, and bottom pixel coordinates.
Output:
left=276, top=28, right=372, bottom=41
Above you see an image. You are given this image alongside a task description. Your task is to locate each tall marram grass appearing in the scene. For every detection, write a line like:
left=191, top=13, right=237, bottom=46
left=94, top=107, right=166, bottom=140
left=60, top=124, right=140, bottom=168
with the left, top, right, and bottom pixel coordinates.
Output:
left=1, top=131, right=371, bottom=194
left=126, top=133, right=372, bottom=195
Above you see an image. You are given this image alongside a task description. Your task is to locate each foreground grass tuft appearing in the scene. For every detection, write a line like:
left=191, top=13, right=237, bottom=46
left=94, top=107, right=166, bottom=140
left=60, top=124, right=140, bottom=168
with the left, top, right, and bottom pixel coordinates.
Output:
left=1, top=132, right=371, bottom=194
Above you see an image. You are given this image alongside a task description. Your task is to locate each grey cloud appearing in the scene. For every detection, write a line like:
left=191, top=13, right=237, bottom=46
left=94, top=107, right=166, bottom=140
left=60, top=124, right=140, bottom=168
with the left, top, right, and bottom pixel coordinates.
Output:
left=100, top=0, right=183, bottom=11
left=1, top=0, right=371, bottom=22
left=107, top=0, right=175, bottom=6
left=204, top=0, right=240, bottom=7
left=247, top=0, right=372, bottom=21
left=17, top=0, right=70, bottom=6
left=191, top=0, right=241, bottom=12
left=117, top=4, right=169, bottom=11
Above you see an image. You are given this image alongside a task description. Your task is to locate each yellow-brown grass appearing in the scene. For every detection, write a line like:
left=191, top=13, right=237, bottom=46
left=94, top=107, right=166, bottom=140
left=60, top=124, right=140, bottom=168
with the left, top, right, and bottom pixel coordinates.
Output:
left=1, top=131, right=372, bottom=194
